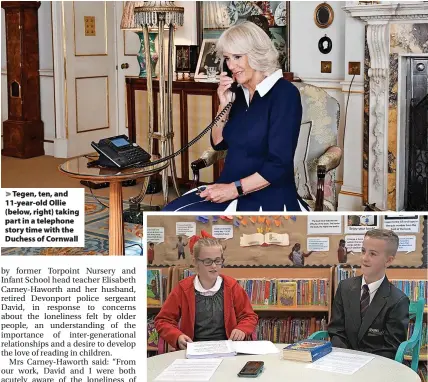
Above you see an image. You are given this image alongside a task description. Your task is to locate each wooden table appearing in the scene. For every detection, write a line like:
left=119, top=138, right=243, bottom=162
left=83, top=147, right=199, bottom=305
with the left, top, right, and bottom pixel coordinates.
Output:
left=59, top=156, right=168, bottom=256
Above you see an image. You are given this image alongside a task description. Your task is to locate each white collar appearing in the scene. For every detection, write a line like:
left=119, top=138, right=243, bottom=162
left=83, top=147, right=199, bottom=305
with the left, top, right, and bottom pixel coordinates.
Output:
left=362, top=275, right=385, bottom=294
left=194, top=275, right=223, bottom=295
left=240, top=69, right=283, bottom=106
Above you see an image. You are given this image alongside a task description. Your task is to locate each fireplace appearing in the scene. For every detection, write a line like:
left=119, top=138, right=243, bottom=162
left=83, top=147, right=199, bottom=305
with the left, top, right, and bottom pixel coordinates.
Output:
left=344, top=3, right=428, bottom=211
left=405, top=58, right=428, bottom=210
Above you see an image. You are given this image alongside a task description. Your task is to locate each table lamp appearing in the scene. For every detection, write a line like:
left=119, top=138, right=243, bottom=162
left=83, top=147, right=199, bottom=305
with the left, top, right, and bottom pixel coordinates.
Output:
left=120, top=1, right=158, bottom=77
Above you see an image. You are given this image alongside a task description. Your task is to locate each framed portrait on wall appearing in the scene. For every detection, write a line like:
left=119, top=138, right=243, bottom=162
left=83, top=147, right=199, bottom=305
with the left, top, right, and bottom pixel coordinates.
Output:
left=196, top=1, right=291, bottom=72
left=194, top=39, right=221, bottom=80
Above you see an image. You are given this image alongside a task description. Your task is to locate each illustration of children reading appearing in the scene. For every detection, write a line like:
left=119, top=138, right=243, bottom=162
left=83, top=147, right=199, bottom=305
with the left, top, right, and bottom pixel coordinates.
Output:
left=173, top=236, right=188, bottom=260
left=288, top=243, right=313, bottom=266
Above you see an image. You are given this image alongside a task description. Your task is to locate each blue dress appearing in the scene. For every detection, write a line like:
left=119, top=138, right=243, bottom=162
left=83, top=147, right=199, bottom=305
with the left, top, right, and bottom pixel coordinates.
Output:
left=163, top=76, right=309, bottom=212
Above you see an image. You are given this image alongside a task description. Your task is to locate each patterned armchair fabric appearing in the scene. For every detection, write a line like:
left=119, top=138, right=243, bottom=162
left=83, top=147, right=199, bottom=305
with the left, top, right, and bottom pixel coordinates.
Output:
left=293, top=82, right=341, bottom=211
left=191, top=82, right=341, bottom=211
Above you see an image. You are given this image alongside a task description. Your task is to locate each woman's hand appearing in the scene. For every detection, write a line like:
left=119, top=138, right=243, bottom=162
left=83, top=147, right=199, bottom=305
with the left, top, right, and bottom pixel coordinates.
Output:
left=199, top=183, right=238, bottom=203
left=177, top=334, right=193, bottom=350
left=217, top=72, right=235, bottom=107
left=229, top=329, right=246, bottom=341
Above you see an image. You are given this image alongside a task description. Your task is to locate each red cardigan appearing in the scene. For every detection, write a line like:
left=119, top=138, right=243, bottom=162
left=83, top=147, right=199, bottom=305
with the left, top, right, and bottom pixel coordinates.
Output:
left=155, top=274, right=258, bottom=348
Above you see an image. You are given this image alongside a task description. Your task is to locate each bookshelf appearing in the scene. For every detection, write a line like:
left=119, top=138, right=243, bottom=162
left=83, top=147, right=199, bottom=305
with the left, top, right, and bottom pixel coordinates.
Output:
left=147, top=267, right=173, bottom=353
left=334, top=267, right=427, bottom=307
left=220, top=267, right=334, bottom=320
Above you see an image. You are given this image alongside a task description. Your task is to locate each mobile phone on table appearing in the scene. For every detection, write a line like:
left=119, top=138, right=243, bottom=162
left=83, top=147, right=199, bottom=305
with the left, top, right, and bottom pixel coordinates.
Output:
left=237, top=361, right=264, bottom=378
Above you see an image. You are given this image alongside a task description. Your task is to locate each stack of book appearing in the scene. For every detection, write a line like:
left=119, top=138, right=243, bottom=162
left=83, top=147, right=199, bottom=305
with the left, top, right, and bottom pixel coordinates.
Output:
left=282, top=339, right=332, bottom=362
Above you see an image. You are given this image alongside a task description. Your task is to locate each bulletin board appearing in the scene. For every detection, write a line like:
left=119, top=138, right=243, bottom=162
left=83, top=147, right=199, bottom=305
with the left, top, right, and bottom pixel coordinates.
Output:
left=146, top=215, right=426, bottom=268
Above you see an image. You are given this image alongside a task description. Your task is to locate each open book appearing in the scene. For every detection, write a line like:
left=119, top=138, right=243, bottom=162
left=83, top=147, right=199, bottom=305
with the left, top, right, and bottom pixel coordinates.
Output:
left=186, top=340, right=279, bottom=359
left=240, top=232, right=289, bottom=247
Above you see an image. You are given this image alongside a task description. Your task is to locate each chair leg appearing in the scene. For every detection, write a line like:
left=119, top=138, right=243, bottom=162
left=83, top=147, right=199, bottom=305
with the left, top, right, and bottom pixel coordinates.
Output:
left=315, top=165, right=326, bottom=211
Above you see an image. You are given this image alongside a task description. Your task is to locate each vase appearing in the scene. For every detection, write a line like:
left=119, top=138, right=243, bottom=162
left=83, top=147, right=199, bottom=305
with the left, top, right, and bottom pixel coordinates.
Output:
left=135, top=31, right=158, bottom=78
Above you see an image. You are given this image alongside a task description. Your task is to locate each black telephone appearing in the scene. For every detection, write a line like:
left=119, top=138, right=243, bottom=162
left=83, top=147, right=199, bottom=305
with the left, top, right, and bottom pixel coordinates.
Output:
left=89, top=76, right=236, bottom=169
left=223, top=61, right=238, bottom=93
left=90, top=135, right=151, bottom=168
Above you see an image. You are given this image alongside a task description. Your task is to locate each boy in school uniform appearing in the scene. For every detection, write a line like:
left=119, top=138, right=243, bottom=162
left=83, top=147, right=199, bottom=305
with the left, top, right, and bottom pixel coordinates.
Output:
left=328, top=228, right=410, bottom=359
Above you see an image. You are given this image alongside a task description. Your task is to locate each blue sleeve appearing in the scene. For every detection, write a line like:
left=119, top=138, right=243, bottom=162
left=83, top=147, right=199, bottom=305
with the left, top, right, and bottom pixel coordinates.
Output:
left=210, top=130, right=228, bottom=151
left=258, top=84, right=302, bottom=184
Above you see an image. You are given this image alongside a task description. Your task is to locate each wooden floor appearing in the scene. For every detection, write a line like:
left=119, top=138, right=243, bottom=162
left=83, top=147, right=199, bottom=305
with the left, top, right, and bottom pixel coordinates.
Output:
left=1, top=155, right=179, bottom=206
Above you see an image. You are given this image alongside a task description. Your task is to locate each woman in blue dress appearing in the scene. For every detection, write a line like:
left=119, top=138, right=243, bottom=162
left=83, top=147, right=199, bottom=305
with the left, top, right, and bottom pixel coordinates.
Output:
left=163, top=21, right=309, bottom=212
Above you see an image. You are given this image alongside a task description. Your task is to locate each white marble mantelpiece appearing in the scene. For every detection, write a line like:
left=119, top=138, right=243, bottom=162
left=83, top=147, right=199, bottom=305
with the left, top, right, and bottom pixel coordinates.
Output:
left=344, top=2, right=428, bottom=21
left=343, top=2, right=428, bottom=210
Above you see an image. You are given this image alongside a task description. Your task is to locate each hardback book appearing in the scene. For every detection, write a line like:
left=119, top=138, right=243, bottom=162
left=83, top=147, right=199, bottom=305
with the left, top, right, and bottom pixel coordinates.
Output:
left=282, top=339, right=332, bottom=362
left=277, top=281, right=297, bottom=307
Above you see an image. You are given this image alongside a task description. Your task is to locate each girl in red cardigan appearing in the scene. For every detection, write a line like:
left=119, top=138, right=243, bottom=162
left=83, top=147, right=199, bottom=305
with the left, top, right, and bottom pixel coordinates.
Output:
left=155, top=237, right=258, bottom=350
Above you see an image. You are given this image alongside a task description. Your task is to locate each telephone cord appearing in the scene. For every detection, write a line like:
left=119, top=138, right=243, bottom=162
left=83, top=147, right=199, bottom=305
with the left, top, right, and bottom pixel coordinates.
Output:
left=131, top=101, right=233, bottom=169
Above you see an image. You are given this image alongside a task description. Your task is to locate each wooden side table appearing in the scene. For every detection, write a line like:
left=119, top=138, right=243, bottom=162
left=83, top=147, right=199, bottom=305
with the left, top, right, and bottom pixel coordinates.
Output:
left=59, top=157, right=168, bottom=256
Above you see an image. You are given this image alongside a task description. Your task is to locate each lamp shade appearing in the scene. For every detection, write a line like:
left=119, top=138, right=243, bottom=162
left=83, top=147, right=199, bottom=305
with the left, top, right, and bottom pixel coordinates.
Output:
left=121, top=1, right=146, bottom=30
left=134, top=1, right=184, bottom=28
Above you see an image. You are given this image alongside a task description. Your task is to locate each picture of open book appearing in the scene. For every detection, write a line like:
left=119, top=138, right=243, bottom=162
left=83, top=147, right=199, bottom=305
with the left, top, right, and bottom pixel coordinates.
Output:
left=240, top=232, right=290, bottom=247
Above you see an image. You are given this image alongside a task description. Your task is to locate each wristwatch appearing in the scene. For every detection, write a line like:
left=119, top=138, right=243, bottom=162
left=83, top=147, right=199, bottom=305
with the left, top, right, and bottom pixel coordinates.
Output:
left=234, top=180, right=244, bottom=197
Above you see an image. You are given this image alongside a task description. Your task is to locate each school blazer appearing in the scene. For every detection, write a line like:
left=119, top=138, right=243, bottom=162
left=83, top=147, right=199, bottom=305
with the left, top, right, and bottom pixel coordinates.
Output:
left=328, top=275, right=409, bottom=359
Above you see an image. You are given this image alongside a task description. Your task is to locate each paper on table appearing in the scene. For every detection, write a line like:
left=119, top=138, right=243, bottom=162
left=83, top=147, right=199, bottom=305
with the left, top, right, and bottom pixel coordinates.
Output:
left=232, top=340, right=280, bottom=355
left=306, top=351, right=374, bottom=375
left=186, top=340, right=236, bottom=358
left=154, top=359, right=222, bottom=381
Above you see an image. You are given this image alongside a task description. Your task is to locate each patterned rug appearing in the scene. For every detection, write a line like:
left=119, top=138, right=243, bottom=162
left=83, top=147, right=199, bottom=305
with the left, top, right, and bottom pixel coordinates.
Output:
left=1, top=194, right=143, bottom=256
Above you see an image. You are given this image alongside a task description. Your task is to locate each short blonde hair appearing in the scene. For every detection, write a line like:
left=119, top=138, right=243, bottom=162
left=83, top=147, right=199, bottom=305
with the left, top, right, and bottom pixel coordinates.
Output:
left=216, top=21, right=279, bottom=75
left=364, top=228, right=399, bottom=256
left=193, top=238, right=224, bottom=259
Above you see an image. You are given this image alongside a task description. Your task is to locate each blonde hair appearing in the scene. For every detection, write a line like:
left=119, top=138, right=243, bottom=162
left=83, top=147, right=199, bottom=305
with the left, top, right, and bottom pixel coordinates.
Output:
left=193, top=238, right=224, bottom=259
left=364, top=228, right=399, bottom=256
left=216, top=21, right=279, bottom=76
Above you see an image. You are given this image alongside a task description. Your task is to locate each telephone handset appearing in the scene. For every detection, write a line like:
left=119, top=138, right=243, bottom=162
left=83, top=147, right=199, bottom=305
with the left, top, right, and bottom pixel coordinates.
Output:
left=90, top=135, right=151, bottom=168
left=88, top=89, right=234, bottom=169
left=223, top=61, right=238, bottom=93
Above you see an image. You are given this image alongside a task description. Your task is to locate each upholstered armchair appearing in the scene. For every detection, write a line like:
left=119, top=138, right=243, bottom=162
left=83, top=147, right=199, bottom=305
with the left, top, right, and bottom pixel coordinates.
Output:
left=191, top=82, right=342, bottom=211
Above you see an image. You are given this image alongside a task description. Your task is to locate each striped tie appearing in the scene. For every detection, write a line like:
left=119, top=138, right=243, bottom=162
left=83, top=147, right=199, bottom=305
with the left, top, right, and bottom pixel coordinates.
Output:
left=360, top=284, right=370, bottom=318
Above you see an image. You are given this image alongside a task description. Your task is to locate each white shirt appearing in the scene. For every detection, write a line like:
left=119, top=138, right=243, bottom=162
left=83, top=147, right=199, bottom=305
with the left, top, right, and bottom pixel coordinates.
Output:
left=361, top=275, right=385, bottom=304
left=240, top=69, right=283, bottom=107
left=193, top=275, right=223, bottom=297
